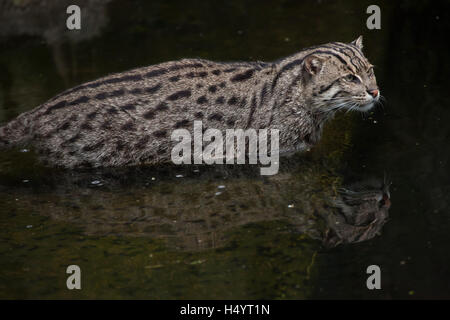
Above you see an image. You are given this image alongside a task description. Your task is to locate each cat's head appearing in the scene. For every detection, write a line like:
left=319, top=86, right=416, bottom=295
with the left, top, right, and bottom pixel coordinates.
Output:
left=320, top=176, right=391, bottom=248
left=303, top=36, right=380, bottom=114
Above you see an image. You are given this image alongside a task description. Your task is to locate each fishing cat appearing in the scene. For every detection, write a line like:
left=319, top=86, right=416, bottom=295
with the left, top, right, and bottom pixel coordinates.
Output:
left=0, top=36, right=379, bottom=168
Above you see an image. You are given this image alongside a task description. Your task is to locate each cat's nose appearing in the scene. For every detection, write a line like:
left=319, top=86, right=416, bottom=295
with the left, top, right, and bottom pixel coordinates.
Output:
left=367, top=89, right=379, bottom=98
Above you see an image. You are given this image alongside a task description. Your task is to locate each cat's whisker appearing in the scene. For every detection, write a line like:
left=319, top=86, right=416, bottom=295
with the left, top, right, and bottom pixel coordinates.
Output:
left=345, top=103, right=357, bottom=114
left=377, top=96, right=386, bottom=111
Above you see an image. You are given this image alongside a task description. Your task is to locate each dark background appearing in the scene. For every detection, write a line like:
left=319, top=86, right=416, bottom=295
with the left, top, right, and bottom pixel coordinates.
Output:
left=0, top=0, right=449, bottom=299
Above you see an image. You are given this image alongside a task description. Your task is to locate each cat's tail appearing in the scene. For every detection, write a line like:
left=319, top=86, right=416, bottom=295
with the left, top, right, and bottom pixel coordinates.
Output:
left=0, top=113, right=34, bottom=149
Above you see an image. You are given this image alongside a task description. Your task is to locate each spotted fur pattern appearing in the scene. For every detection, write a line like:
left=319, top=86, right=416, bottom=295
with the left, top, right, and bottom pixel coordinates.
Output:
left=0, top=36, right=379, bottom=168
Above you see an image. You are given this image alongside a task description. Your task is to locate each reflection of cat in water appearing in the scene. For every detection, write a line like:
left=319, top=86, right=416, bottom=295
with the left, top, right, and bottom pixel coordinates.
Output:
left=318, top=178, right=391, bottom=248
left=4, top=163, right=391, bottom=250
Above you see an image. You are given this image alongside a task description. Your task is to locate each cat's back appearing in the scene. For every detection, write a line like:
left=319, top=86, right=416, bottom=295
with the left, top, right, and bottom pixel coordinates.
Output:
left=28, top=58, right=269, bottom=167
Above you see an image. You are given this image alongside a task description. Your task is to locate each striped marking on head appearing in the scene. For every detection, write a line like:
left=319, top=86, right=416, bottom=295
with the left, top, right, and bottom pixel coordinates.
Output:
left=328, top=42, right=369, bottom=72
left=271, top=42, right=371, bottom=93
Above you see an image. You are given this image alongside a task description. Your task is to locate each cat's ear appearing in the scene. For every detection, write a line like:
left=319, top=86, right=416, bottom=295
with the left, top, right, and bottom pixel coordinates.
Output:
left=351, top=35, right=363, bottom=50
left=303, top=55, right=324, bottom=76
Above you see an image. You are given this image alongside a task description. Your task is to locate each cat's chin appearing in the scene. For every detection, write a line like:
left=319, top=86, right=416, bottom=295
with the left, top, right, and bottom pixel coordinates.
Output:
left=358, top=102, right=375, bottom=112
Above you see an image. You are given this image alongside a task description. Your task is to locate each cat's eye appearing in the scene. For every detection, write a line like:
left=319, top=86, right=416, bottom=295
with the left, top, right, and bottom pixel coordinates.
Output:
left=344, top=74, right=360, bottom=83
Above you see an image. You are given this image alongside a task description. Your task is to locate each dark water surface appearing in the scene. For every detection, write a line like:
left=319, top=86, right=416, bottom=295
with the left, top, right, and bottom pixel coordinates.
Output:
left=0, top=0, right=449, bottom=299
